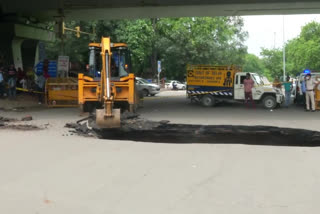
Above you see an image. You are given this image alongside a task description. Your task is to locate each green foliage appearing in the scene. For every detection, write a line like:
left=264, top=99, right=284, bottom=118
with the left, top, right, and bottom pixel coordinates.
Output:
left=286, top=21, right=320, bottom=74
left=156, top=17, right=247, bottom=79
left=243, top=54, right=267, bottom=76
left=259, top=21, right=320, bottom=79
left=45, top=17, right=248, bottom=80
left=260, top=48, right=283, bottom=79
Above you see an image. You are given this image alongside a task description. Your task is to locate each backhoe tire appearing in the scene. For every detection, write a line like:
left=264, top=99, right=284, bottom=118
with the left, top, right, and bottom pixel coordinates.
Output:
left=81, top=102, right=95, bottom=113
left=262, top=96, right=277, bottom=109
left=201, top=95, right=215, bottom=107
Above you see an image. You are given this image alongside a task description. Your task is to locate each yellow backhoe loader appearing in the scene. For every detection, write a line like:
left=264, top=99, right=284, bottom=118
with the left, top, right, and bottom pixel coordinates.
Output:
left=78, top=37, right=138, bottom=128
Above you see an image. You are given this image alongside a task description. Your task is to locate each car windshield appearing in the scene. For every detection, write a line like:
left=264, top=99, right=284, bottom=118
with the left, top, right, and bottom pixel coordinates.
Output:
left=139, top=78, right=150, bottom=84
left=253, top=74, right=263, bottom=85
left=262, top=76, right=270, bottom=85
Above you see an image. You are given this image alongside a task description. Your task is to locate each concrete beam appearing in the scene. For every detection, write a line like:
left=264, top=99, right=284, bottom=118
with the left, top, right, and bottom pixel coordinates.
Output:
left=60, top=2, right=320, bottom=20
left=14, top=24, right=55, bottom=42
left=2, top=0, right=320, bottom=20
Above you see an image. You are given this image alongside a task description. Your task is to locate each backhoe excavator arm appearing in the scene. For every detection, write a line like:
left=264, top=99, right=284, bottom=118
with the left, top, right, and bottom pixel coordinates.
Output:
left=96, top=37, right=121, bottom=128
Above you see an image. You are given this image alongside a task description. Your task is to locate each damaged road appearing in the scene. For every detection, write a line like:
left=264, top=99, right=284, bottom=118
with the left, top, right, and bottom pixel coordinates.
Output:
left=65, top=113, right=320, bottom=146
left=0, top=116, right=42, bottom=131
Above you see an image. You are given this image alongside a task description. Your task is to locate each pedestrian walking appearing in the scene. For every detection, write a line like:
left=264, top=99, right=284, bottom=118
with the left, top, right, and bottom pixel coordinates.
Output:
left=305, top=73, right=319, bottom=112
left=243, top=73, right=255, bottom=108
left=7, top=64, right=17, bottom=99
left=36, top=73, right=46, bottom=104
left=283, top=76, right=292, bottom=107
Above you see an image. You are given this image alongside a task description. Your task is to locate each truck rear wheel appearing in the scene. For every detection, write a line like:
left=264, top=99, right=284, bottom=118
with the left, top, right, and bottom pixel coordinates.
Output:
left=263, top=96, right=276, bottom=109
left=201, top=95, right=215, bottom=107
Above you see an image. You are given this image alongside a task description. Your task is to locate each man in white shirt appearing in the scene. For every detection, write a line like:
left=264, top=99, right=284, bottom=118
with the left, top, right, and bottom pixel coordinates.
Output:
left=305, top=73, right=319, bottom=112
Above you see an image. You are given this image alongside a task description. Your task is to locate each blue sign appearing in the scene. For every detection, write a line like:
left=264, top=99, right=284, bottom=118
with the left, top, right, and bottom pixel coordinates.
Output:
left=36, top=60, right=57, bottom=77
left=157, top=60, right=161, bottom=73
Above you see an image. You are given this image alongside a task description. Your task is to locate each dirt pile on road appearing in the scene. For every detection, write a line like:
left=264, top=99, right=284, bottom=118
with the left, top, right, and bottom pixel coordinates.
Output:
left=0, top=115, right=41, bottom=131
left=65, top=112, right=169, bottom=137
left=65, top=113, right=320, bottom=146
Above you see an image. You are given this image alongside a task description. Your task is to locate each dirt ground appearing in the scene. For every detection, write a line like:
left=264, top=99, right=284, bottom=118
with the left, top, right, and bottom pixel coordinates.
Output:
left=0, top=93, right=41, bottom=110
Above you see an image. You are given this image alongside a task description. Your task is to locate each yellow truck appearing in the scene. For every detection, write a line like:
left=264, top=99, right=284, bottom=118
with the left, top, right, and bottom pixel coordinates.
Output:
left=187, top=65, right=284, bottom=109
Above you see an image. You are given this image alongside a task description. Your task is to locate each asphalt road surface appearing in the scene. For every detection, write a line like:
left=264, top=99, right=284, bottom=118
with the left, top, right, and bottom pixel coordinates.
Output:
left=142, top=91, right=320, bottom=131
left=1, top=90, right=320, bottom=214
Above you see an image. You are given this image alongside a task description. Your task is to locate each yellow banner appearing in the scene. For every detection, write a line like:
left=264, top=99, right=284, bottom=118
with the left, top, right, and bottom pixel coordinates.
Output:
left=187, top=69, right=237, bottom=87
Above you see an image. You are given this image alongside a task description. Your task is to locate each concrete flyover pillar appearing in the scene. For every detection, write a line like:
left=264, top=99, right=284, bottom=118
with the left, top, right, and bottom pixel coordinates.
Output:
left=34, top=41, right=40, bottom=67
left=12, top=38, right=24, bottom=69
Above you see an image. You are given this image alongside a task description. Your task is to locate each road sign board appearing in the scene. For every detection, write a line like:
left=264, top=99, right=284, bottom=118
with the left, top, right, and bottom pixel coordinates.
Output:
left=158, top=60, right=161, bottom=73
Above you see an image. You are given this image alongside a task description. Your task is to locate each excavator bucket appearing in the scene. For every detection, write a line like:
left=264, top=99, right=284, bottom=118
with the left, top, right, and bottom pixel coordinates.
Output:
left=96, top=108, right=121, bottom=129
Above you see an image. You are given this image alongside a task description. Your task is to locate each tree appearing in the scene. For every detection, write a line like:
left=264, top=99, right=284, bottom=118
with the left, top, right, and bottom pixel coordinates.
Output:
left=243, top=54, right=267, bottom=76
left=156, top=17, right=248, bottom=79
left=44, top=17, right=248, bottom=80
left=260, top=48, right=283, bottom=79
left=286, top=21, right=320, bottom=74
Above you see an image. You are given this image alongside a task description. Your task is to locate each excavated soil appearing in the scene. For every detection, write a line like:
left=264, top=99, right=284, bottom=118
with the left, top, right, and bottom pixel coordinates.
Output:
left=0, top=116, right=42, bottom=131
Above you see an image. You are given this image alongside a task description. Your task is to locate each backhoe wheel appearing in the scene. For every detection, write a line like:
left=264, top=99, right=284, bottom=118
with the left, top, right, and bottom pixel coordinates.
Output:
left=201, top=95, right=215, bottom=107
left=81, top=102, right=95, bottom=113
left=263, top=96, right=276, bottom=109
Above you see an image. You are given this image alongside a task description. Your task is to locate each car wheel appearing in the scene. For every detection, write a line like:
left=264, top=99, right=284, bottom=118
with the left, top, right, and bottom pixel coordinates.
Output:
left=182, top=86, right=186, bottom=90
left=263, top=96, right=276, bottom=109
left=201, top=95, right=215, bottom=107
left=150, top=94, right=155, bottom=96
left=142, top=89, right=149, bottom=97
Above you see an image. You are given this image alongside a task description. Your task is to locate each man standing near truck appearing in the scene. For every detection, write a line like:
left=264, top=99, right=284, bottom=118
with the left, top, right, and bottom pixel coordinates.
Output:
left=243, top=73, right=255, bottom=108
left=305, top=73, right=318, bottom=112
left=283, top=76, right=292, bottom=108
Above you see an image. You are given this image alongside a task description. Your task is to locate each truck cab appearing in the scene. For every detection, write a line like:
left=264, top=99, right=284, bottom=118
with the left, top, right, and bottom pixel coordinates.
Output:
left=234, top=72, right=283, bottom=109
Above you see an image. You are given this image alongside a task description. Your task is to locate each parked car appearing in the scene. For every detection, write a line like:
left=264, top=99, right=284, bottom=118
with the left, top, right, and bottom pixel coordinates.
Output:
left=165, top=80, right=186, bottom=90
left=294, top=72, right=320, bottom=104
left=136, top=77, right=160, bottom=97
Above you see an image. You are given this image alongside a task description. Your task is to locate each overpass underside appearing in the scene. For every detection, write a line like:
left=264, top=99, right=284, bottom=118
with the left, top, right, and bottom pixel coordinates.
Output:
left=2, top=0, right=320, bottom=21
left=1, top=0, right=320, bottom=69
left=0, top=23, right=55, bottom=69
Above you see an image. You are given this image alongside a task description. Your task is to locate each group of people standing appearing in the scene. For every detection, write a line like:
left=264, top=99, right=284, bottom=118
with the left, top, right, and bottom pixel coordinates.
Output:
left=273, top=74, right=319, bottom=111
left=0, top=64, right=47, bottom=103
left=0, top=65, right=24, bottom=99
left=243, top=72, right=319, bottom=111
